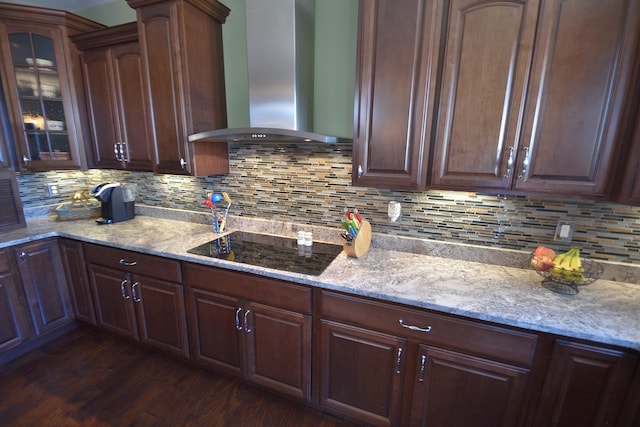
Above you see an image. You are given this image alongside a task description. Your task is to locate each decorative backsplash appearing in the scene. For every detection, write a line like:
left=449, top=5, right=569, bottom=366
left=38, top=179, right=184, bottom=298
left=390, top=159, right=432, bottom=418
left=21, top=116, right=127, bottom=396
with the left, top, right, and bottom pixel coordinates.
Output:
left=16, top=142, right=640, bottom=264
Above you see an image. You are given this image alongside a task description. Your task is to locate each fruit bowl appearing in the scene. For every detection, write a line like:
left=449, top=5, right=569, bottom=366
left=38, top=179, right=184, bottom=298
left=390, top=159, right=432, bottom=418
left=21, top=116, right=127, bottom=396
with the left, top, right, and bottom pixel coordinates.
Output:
left=530, top=252, right=603, bottom=295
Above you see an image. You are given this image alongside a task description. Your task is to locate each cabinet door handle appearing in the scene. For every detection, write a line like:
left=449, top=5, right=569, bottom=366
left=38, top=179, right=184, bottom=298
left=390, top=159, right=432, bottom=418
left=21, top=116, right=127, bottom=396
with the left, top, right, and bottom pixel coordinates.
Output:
left=418, top=354, right=427, bottom=382
left=398, top=319, right=432, bottom=333
left=120, top=142, right=128, bottom=163
left=519, top=146, right=530, bottom=180
left=357, top=164, right=363, bottom=178
left=243, top=309, right=252, bottom=333
left=235, top=307, right=243, bottom=331
left=22, top=155, right=31, bottom=164
left=120, top=279, right=131, bottom=300
left=180, top=157, right=187, bottom=168
left=395, top=347, right=403, bottom=375
left=119, top=258, right=137, bottom=266
left=19, top=251, right=26, bottom=261
left=114, top=143, right=120, bottom=161
left=131, top=282, right=141, bottom=303
left=503, top=146, right=514, bottom=179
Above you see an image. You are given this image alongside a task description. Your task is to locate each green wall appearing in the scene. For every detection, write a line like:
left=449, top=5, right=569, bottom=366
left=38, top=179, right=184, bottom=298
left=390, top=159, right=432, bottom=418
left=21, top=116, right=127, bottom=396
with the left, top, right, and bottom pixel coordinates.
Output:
left=76, top=0, right=136, bottom=26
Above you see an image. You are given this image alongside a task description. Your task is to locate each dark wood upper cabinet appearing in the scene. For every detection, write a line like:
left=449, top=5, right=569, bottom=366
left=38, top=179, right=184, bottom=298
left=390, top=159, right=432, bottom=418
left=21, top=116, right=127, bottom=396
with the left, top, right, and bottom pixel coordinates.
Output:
left=71, top=23, right=153, bottom=171
left=126, top=0, right=230, bottom=176
left=431, top=0, right=640, bottom=197
left=430, top=0, right=539, bottom=190
left=352, top=0, right=444, bottom=190
left=612, top=94, right=640, bottom=205
left=0, top=4, right=103, bottom=171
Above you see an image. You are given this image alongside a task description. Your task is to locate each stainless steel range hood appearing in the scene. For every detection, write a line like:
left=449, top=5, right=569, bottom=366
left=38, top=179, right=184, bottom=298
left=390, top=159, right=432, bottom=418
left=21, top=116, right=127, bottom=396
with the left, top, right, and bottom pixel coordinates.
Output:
left=188, top=0, right=350, bottom=144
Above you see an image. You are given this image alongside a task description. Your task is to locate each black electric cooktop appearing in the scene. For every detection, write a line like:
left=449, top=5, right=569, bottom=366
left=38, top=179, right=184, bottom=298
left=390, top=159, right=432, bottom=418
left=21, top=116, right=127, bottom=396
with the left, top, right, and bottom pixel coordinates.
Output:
left=187, top=231, right=343, bottom=276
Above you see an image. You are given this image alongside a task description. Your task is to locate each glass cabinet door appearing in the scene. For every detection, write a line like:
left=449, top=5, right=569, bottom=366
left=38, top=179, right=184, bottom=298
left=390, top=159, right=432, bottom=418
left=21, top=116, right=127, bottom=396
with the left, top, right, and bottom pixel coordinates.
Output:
left=9, top=31, right=73, bottom=164
left=0, top=21, right=82, bottom=170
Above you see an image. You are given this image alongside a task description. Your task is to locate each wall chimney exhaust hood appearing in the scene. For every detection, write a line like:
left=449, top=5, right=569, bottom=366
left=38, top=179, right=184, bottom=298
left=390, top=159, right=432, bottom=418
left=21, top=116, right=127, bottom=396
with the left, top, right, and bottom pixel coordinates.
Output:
left=188, top=0, right=351, bottom=144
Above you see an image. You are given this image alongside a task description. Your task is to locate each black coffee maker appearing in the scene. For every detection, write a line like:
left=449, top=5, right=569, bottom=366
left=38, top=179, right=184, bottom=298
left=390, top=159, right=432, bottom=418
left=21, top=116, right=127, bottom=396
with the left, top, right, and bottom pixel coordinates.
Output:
left=91, top=183, right=135, bottom=224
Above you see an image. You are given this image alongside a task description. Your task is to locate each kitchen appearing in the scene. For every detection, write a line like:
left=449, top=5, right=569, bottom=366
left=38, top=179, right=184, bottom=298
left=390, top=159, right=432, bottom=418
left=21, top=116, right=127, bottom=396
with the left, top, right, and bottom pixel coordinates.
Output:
left=0, top=0, right=639, bottom=426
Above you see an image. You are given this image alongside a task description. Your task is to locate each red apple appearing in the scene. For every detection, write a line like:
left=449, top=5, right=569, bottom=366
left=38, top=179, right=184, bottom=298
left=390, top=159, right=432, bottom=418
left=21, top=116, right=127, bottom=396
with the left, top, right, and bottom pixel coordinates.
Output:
left=531, top=255, right=553, bottom=271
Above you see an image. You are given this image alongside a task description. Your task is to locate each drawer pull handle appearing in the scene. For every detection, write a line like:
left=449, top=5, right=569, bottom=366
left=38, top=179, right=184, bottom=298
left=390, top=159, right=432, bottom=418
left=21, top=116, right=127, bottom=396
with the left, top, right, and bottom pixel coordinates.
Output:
left=119, top=258, right=137, bottom=266
left=235, top=307, right=243, bottom=331
left=419, top=354, right=427, bottom=382
left=395, top=347, right=403, bottom=375
left=399, top=319, right=432, bottom=333
left=120, top=279, right=130, bottom=300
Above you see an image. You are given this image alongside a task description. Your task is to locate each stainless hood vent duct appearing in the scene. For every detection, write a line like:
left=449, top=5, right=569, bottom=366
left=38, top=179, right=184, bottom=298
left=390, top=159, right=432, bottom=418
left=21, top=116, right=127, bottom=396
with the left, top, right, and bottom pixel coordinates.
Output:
left=188, top=0, right=350, bottom=144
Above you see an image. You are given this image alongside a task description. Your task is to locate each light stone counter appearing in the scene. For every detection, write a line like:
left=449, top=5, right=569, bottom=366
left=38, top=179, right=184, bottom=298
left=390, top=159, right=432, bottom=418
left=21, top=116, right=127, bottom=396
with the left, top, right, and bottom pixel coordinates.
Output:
left=2, top=212, right=639, bottom=351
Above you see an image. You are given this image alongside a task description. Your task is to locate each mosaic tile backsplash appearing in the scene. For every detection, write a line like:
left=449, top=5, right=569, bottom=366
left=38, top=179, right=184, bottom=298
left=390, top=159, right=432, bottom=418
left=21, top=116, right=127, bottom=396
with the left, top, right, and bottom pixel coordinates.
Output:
left=16, top=142, right=640, bottom=264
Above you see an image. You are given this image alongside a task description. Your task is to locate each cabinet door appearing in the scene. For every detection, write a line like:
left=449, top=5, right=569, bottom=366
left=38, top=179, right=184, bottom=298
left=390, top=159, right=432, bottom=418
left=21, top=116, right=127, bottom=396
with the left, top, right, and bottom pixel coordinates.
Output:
left=319, top=319, right=406, bottom=427
left=0, top=251, right=31, bottom=352
left=430, top=0, right=539, bottom=190
left=534, top=339, right=638, bottom=426
left=352, top=0, right=443, bottom=190
left=82, top=47, right=120, bottom=169
left=13, top=239, right=72, bottom=336
left=619, top=364, right=640, bottom=427
left=185, top=287, right=243, bottom=377
left=410, top=345, right=529, bottom=427
left=133, top=275, right=188, bottom=358
left=59, top=238, right=95, bottom=324
left=515, top=0, right=640, bottom=196
left=245, top=301, right=311, bottom=401
left=133, top=0, right=230, bottom=176
left=88, top=264, right=138, bottom=340
left=0, top=23, right=83, bottom=169
left=111, top=42, right=153, bottom=170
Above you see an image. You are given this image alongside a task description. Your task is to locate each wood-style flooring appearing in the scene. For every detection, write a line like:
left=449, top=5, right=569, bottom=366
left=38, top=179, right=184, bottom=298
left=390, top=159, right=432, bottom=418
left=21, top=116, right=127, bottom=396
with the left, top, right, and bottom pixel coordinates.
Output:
left=0, top=325, right=361, bottom=427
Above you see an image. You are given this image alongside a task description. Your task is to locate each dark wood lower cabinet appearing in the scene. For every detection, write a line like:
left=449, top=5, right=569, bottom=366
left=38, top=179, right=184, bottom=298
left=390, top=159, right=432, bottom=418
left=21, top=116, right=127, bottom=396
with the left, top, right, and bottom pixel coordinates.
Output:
left=0, top=248, right=30, bottom=352
left=319, top=320, right=406, bottom=427
left=89, top=263, right=139, bottom=339
left=410, top=345, right=529, bottom=427
left=84, top=243, right=188, bottom=359
left=3, top=239, right=639, bottom=427
left=12, top=239, right=73, bottom=336
left=533, top=339, right=638, bottom=427
left=59, top=238, right=95, bottom=324
left=185, top=263, right=312, bottom=401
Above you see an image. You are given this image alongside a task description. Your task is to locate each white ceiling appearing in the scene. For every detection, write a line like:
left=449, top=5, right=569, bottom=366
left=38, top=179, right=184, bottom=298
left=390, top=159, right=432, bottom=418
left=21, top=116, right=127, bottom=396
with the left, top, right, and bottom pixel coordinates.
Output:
left=0, top=0, right=114, bottom=12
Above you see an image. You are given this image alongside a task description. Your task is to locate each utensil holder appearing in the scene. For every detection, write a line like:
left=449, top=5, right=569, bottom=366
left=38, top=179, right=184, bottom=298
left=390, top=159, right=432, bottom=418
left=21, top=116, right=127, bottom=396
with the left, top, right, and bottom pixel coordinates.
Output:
left=343, top=220, right=371, bottom=258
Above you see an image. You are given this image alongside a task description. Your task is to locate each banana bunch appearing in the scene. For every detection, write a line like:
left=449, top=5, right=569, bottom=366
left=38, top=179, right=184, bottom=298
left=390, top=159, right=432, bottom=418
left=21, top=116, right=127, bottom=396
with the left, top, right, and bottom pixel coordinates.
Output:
left=550, top=247, right=584, bottom=282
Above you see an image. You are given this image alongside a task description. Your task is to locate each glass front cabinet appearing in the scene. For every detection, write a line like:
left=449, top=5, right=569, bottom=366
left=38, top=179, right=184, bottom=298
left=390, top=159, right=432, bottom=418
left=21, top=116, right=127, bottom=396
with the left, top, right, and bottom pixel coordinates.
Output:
left=0, top=5, right=103, bottom=170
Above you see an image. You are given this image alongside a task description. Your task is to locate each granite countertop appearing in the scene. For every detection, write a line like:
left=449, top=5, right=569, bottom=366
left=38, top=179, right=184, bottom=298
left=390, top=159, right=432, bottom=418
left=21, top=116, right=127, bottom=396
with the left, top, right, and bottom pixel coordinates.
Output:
left=2, top=214, right=639, bottom=352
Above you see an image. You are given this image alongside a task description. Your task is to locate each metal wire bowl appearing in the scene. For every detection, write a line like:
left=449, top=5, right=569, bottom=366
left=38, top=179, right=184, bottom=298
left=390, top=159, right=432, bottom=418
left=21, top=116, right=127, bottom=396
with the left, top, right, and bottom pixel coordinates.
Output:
left=531, top=253, right=603, bottom=295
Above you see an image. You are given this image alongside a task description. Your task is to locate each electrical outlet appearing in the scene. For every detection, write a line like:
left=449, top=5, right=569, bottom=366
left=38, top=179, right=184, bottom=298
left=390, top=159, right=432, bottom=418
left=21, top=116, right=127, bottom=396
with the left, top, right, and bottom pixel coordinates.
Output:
left=554, top=221, right=574, bottom=241
left=47, top=183, right=59, bottom=197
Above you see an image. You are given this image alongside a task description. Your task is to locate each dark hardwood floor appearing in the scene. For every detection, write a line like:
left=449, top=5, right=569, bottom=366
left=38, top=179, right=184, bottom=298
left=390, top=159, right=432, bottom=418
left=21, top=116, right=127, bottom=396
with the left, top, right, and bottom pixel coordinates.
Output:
left=0, top=325, right=361, bottom=427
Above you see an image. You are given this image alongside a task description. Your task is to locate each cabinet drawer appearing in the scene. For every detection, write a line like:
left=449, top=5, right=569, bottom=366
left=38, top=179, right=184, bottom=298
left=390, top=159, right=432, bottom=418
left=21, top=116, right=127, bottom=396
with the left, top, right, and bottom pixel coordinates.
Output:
left=321, top=290, right=537, bottom=367
left=184, top=262, right=312, bottom=314
left=84, top=243, right=182, bottom=283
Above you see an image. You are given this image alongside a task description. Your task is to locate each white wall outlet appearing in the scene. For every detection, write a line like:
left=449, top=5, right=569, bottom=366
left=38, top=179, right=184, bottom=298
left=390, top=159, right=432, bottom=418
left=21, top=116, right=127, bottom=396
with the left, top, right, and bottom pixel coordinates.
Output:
left=47, top=183, right=59, bottom=197
left=554, top=221, right=574, bottom=241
